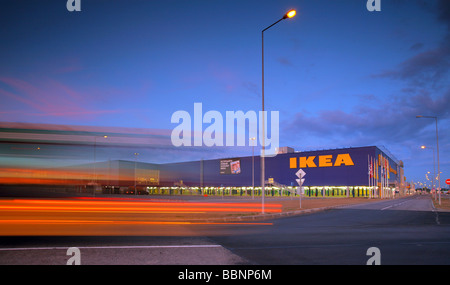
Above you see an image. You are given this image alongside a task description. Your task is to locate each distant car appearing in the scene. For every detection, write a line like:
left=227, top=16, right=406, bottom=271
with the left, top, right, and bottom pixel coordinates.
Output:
left=125, top=187, right=149, bottom=195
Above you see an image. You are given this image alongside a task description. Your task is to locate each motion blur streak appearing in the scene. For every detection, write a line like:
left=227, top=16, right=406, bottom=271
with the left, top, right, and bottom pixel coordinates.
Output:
left=0, top=220, right=272, bottom=225
left=0, top=198, right=276, bottom=235
left=0, top=198, right=282, bottom=213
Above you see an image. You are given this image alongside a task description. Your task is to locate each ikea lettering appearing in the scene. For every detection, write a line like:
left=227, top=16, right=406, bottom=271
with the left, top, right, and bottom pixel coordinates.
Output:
left=290, top=153, right=355, bottom=168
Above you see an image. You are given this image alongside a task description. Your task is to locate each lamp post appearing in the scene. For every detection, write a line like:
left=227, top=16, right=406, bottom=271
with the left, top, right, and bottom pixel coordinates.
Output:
left=250, top=137, right=256, bottom=199
left=426, top=171, right=435, bottom=200
left=134, top=152, right=139, bottom=195
left=261, top=9, right=296, bottom=214
left=93, top=135, right=108, bottom=197
left=421, top=145, right=436, bottom=200
left=416, top=115, right=440, bottom=205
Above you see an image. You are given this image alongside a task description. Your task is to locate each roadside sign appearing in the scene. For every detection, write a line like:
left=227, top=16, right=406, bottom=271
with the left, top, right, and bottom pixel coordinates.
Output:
left=296, top=169, right=306, bottom=179
left=295, top=169, right=306, bottom=209
left=296, top=168, right=306, bottom=186
left=296, top=178, right=305, bottom=186
left=446, top=179, right=450, bottom=185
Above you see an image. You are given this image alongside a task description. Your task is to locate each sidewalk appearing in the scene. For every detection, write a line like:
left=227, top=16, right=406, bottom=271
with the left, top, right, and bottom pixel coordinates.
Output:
left=432, top=195, right=450, bottom=212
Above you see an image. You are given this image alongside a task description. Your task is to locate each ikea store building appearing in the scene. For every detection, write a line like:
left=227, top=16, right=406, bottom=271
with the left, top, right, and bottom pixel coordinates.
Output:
left=152, top=145, right=406, bottom=198
left=0, top=122, right=406, bottom=198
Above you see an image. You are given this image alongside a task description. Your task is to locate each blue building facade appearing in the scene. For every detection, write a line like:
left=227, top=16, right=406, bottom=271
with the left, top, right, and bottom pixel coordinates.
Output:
left=159, top=146, right=401, bottom=188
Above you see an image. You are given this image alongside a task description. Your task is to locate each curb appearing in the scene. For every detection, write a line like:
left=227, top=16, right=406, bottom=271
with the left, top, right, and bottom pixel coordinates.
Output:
left=187, top=204, right=343, bottom=223
left=185, top=197, right=410, bottom=223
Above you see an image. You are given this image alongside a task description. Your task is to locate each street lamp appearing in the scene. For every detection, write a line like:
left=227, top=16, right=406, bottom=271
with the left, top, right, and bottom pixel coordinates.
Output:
left=134, top=152, right=139, bottom=195
left=261, top=9, right=296, bottom=214
left=250, top=137, right=256, bottom=199
left=93, top=135, right=108, bottom=197
left=284, top=10, right=296, bottom=19
left=421, top=145, right=436, bottom=200
left=416, top=115, right=441, bottom=205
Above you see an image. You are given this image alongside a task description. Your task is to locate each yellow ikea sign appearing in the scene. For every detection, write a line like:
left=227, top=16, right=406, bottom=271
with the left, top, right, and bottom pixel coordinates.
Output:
left=290, top=153, right=355, bottom=168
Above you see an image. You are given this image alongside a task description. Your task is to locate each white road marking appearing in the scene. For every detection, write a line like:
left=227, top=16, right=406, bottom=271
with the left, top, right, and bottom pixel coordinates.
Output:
left=0, top=244, right=222, bottom=251
left=380, top=200, right=409, bottom=210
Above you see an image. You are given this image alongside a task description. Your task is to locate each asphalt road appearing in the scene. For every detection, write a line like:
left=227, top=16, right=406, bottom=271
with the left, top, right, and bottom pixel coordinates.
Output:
left=209, top=195, right=450, bottom=265
left=0, top=195, right=449, bottom=266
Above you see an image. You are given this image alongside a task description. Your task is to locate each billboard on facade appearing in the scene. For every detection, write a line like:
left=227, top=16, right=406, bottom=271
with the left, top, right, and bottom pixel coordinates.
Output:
left=220, top=158, right=241, bottom=175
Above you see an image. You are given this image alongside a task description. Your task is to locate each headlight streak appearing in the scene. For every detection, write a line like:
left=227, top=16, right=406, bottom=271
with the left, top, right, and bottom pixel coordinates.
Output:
left=0, top=219, right=273, bottom=226
left=0, top=198, right=282, bottom=213
left=0, top=198, right=277, bottom=235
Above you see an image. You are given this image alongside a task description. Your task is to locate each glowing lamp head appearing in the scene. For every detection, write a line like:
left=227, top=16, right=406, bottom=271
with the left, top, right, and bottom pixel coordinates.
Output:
left=421, top=145, right=426, bottom=149
left=284, top=9, right=296, bottom=19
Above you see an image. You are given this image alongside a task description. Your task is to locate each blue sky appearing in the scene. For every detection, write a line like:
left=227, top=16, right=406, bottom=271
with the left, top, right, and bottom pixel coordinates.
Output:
left=0, top=0, right=449, bottom=187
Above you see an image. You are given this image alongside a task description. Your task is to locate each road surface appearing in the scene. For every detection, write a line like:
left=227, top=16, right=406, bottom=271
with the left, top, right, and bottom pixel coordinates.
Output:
left=0, top=195, right=449, bottom=265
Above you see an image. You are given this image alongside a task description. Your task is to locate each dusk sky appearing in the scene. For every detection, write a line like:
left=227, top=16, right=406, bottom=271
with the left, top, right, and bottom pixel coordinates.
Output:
left=0, top=0, right=449, bottom=187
